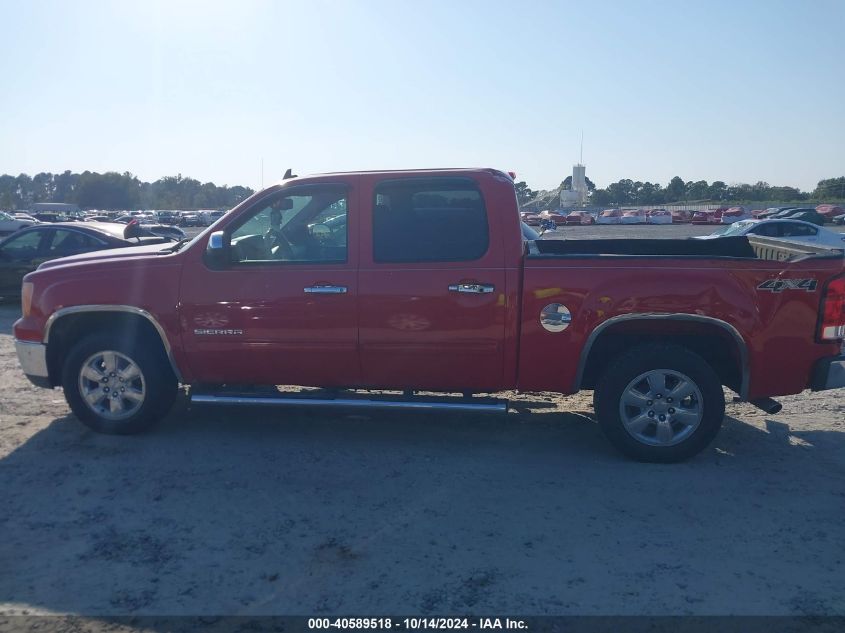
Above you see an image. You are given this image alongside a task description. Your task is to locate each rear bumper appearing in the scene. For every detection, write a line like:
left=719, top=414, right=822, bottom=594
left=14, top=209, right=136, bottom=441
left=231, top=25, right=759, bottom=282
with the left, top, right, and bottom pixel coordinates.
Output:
left=810, top=354, right=845, bottom=391
left=14, top=339, right=52, bottom=388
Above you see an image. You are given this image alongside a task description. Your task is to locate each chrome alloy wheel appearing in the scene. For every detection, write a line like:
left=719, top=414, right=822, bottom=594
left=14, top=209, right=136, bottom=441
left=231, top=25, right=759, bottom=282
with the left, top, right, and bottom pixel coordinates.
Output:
left=78, top=350, right=146, bottom=421
left=618, top=369, right=703, bottom=447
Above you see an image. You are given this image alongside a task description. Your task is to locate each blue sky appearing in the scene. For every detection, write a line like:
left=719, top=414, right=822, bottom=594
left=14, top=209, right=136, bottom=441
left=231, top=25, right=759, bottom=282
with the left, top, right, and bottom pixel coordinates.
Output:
left=1, top=0, right=843, bottom=192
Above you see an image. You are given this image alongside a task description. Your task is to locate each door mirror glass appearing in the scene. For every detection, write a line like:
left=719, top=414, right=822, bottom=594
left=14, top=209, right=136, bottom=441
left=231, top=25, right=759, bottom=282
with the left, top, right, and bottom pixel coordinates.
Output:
left=204, top=231, right=229, bottom=269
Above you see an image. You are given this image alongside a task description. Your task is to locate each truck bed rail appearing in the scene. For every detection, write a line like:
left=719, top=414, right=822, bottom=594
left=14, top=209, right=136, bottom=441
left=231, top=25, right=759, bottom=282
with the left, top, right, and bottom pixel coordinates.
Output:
left=528, top=236, right=843, bottom=262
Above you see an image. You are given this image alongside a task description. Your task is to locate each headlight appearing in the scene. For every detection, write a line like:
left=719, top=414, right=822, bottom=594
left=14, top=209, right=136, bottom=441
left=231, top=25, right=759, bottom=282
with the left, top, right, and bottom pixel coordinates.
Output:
left=21, top=282, right=33, bottom=317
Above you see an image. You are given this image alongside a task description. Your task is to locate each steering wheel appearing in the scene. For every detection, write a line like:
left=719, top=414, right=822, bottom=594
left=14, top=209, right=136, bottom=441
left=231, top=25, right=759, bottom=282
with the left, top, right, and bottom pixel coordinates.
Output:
left=265, top=228, right=295, bottom=259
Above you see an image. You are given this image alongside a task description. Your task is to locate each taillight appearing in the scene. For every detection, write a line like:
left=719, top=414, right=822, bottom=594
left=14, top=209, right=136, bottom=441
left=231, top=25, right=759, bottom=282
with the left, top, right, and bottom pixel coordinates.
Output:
left=21, top=282, right=33, bottom=318
left=819, top=275, right=845, bottom=340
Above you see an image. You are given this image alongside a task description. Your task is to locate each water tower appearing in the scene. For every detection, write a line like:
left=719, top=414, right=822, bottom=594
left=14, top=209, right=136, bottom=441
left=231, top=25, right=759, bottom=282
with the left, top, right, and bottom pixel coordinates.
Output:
left=560, top=163, right=589, bottom=207
left=571, top=163, right=588, bottom=206
left=560, top=133, right=588, bottom=208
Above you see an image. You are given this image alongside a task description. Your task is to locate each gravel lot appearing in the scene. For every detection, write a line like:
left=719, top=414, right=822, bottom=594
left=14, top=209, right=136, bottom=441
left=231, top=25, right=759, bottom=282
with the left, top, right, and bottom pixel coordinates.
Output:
left=1, top=223, right=844, bottom=618
left=2, top=305, right=844, bottom=617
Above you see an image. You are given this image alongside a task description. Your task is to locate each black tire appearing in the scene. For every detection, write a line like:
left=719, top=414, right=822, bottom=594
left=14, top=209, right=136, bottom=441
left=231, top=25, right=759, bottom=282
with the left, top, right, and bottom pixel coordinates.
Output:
left=61, top=332, right=178, bottom=434
left=593, top=344, right=725, bottom=463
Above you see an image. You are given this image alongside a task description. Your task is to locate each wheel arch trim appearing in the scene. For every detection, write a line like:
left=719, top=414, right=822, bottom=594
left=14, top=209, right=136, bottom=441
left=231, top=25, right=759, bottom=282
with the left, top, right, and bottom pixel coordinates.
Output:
left=43, top=305, right=183, bottom=382
left=575, top=313, right=749, bottom=399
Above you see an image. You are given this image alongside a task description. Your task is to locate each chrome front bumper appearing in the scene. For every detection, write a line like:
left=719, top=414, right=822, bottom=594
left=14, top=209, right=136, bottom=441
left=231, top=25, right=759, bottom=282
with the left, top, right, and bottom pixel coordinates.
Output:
left=14, top=339, right=52, bottom=388
left=811, top=354, right=845, bottom=391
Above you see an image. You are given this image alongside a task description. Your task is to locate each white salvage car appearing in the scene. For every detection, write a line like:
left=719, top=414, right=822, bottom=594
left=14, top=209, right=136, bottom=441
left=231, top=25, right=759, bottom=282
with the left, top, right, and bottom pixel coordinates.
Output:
left=647, top=209, right=673, bottom=225
left=0, top=211, right=38, bottom=235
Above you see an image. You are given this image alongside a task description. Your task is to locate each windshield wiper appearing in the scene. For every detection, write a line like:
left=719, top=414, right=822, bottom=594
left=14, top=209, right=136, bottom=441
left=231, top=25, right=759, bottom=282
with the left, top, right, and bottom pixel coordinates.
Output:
left=159, top=238, right=191, bottom=253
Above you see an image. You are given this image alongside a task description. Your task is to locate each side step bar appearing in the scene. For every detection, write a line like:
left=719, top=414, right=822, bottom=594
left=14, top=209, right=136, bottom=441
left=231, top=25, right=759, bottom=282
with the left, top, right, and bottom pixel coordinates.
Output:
left=190, top=393, right=508, bottom=414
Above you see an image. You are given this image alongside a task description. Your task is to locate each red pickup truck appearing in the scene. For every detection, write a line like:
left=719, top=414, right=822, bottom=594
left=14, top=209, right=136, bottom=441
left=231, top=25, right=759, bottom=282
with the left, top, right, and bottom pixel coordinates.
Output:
left=13, top=168, right=845, bottom=462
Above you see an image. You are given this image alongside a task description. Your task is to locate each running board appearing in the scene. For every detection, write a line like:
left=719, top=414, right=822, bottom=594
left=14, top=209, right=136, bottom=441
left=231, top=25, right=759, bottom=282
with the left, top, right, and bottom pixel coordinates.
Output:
left=190, top=392, right=508, bottom=414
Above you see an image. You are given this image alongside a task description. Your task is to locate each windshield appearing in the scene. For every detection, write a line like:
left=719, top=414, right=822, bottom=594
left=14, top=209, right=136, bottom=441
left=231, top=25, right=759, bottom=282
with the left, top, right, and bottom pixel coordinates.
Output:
left=710, top=221, right=752, bottom=236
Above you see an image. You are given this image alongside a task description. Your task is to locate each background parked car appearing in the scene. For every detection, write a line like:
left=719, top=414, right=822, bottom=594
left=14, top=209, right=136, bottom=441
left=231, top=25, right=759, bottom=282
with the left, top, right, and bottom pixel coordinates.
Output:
left=565, top=211, right=595, bottom=225
left=112, top=215, right=187, bottom=241
left=691, top=209, right=724, bottom=224
left=597, top=209, right=622, bottom=224
left=179, top=212, right=205, bottom=227
left=767, top=208, right=826, bottom=226
left=757, top=207, right=795, bottom=219
left=720, top=206, right=751, bottom=224
left=156, top=210, right=180, bottom=225
left=0, top=222, right=172, bottom=300
left=0, top=210, right=38, bottom=236
left=695, top=218, right=845, bottom=249
left=538, top=210, right=568, bottom=225
left=770, top=207, right=810, bottom=219
left=671, top=210, right=692, bottom=224
left=31, top=212, right=67, bottom=223
left=520, top=221, right=540, bottom=241
left=647, top=209, right=672, bottom=224
left=815, top=204, right=844, bottom=222
left=620, top=208, right=646, bottom=224
left=790, top=210, right=826, bottom=226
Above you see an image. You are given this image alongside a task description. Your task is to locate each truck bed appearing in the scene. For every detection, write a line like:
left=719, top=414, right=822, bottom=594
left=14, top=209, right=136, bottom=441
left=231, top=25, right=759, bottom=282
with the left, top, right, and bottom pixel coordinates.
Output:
left=528, top=235, right=844, bottom=261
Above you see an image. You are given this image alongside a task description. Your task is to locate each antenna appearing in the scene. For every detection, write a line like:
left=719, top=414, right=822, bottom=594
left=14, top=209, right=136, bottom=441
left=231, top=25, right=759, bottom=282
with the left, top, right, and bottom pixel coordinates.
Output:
left=261, top=157, right=264, bottom=189
left=283, top=168, right=296, bottom=180
left=580, top=130, right=584, bottom=164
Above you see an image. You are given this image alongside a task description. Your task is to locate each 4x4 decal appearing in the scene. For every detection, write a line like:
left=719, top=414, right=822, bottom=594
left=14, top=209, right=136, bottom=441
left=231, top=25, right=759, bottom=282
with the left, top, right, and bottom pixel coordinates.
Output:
left=757, top=278, right=818, bottom=293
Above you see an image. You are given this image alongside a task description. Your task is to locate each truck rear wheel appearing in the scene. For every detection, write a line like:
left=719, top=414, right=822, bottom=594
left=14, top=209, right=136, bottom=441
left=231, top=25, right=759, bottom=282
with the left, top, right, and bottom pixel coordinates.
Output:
left=593, top=344, right=725, bottom=462
left=61, top=333, right=177, bottom=434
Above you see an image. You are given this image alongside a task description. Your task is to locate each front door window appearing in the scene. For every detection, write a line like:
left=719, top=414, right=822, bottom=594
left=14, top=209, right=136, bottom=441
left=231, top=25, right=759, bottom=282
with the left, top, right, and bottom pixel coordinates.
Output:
left=229, top=189, right=347, bottom=264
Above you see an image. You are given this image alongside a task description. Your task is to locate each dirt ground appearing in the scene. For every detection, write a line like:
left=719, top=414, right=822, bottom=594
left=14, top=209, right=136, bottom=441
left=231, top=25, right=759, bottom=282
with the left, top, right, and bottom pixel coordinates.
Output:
left=1, top=303, right=843, bottom=617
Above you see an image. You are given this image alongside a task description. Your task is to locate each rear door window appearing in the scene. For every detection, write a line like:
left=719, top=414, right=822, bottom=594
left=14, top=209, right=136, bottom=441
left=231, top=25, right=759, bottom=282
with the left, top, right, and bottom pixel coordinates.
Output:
left=372, top=179, right=489, bottom=262
left=749, top=223, right=782, bottom=237
left=780, top=223, right=817, bottom=237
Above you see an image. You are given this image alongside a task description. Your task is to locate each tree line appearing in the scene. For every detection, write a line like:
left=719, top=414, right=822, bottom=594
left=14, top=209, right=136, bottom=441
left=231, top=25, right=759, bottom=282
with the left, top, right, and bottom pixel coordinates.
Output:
left=516, top=176, right=845, bottom=208
left=0, top=171, right=255, bottom=211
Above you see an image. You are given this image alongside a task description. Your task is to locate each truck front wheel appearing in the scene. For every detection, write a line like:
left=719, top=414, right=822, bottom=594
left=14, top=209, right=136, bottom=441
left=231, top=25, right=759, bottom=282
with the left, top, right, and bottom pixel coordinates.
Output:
left=593, top=344, right=725, bottom=462
left=61, top=333, right=177, bottom=434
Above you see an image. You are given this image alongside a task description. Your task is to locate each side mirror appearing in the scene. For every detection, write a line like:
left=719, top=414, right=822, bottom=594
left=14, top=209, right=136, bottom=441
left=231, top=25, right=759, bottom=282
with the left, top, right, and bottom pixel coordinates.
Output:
left=204, top=231, right=230, bottom=269
left=310, top=223, right=331, bottom=241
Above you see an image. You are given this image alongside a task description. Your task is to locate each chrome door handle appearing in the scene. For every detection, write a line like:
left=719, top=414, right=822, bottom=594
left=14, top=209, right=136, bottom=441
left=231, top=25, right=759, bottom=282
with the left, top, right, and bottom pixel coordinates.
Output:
left=448, top=283, right=495, bottom=294
left=304, top=285, right=347, bottom=294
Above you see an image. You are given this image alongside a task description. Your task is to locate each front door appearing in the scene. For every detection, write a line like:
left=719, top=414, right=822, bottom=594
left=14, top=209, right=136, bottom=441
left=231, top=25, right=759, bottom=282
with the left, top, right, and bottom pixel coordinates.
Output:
left=357, top=176, right=507, bottom=392
left=179, top=182, right=359, bottom=387
left=0, top=229, right=51, bottom=297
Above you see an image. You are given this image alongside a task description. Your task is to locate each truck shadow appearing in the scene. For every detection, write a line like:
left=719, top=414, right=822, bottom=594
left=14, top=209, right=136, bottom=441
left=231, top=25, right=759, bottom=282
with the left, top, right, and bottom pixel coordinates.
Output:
left=1, top=402, right=844, bottom=618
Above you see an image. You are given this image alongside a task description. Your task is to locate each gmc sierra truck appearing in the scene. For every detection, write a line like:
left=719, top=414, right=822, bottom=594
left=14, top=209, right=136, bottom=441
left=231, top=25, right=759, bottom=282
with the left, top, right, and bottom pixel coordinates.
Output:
left=13, top=169, right=845, bottom=461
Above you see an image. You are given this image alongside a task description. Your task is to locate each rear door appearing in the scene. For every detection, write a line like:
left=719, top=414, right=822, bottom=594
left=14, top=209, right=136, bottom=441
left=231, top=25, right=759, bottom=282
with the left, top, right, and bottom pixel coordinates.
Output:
left=357, top=175, right=508, bottom=391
